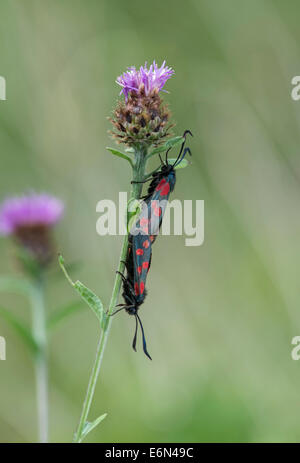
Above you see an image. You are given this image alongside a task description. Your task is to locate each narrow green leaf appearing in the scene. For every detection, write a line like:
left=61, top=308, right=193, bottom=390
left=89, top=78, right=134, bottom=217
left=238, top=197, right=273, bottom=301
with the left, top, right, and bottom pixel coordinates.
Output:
left=49, top=261, right=82, bottom=281
left=59, top=255, right=107, bottom=328
left=167, top=158, right=190, bottom=169
left=0, top=276, right=32, bottom=295
left=58, top=255, right=75, bottom=286
left=147, top=136, right=184, bottom=158
left=0, top=306, right=38, bottom=353
left=147, top=145, right=166, bottom=157
left=80, top=413, right=107, bottom=442
left=106, top=147, right=133, bottom=166
left=74, top=281, right=104, bottom=323
left=165, top=135, right=185, bottom=149
left=47, top=301, right=84, bottom=330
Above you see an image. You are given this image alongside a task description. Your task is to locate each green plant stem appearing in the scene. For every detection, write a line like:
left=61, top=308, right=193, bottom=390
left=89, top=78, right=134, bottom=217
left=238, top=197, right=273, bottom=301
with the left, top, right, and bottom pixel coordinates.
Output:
left=73, top=145, right=147, bottom=443
left=30, top=277, right=48, bottom=443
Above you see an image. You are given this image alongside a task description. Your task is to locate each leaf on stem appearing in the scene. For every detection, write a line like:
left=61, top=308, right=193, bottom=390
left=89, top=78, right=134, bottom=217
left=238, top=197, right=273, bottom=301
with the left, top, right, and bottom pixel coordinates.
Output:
left=80, top=413, right=108, bottom=442
left=49, top=260, right=82, bottom=282
left=106, top=147, right=133, bottom=166
left=0, top=306, right=38, bottom=353
left=165, top=135, right=185, bottom=149
left=58, top=255, right=108, bottom=329
left=75, top=281, right=106, bottom=326
left=147, top=136, right=184, bottom=158
left=167, top=158, right=190, bottom=169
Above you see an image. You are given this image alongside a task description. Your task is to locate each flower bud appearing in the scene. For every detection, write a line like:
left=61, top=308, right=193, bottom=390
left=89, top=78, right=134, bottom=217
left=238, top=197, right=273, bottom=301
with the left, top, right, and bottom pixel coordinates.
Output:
left=110, top=61, right=175, bottom=147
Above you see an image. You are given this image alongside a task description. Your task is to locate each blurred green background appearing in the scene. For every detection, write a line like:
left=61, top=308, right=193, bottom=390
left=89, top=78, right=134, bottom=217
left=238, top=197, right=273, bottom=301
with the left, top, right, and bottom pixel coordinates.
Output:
left=0, top=0, right=300, bottom=443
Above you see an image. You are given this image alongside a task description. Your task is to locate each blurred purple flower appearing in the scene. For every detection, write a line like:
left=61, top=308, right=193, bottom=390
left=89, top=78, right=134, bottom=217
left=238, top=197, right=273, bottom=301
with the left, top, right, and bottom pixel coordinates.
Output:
left=0, top=193, right=64, bottom=236
left=116, top=61, right=174, bottom=100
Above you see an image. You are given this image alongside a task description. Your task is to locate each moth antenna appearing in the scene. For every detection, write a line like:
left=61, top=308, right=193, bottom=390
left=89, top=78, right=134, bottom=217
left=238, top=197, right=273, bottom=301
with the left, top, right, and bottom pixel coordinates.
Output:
left=136, top=314, right=152, bottom=360
left=172, top=135, right=187, bottom=166
left=165, top=145, right=172, bottom=164
left=172, top=129, right=193, bottom=167
left=174, top=147, right=192, bottom=168
left=132, top=315, right=138, bottom=352
left=183, top=129, right=193, bottom=138
left=159, top=153, right=164, bottom=165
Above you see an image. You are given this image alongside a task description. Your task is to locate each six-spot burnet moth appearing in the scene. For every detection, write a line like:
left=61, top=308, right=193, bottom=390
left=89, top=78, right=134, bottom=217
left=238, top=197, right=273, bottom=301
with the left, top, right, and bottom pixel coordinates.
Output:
left=113, top=130, right=192, bottom=359
left=113, top=218, right=153, bottom=360
left=143, top=130, right=192, bottom=243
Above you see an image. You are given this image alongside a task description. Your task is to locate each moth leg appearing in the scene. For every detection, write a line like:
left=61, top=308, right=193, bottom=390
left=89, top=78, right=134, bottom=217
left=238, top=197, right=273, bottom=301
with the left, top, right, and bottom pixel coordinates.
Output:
left=110, top=305, right=127, bottom=316
left=131, top=178, right=152, bottom=185
left=116, top=270, right=126, bottom=283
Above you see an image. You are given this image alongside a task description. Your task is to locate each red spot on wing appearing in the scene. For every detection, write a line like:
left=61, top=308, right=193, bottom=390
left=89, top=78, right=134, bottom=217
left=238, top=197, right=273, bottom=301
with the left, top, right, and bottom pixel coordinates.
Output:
left=155, top=178, right=167, bottom=191
left=136, top=248, right=144, bottom=256
left=151, top=200, right=159, bottom=209
left=154, top=207, right=161, bottom=217
left=143, top=240, right=150, bottom=248
left=134, top=283, right=139, bottom=295
left=140, top=218, right=148, bottom=227
left=137, top=266, right=142, bottom=274
left=142, top=261, right=149, bottom=270
left=160, top=182, right=170, bottom=196
left=142, top=226, right=149, bottom=234
left=140, top=282, right=145, bottom=294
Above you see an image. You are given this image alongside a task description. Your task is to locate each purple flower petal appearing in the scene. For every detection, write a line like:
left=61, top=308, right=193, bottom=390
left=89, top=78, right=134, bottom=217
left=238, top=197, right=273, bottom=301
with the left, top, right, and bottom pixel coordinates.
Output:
left=116, top=60, right=174, bottom=100
left=0, top=193, right=64, bottom=235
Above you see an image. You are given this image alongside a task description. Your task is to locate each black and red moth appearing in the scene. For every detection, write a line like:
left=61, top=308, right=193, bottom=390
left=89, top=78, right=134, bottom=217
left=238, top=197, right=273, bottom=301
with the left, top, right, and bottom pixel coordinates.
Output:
left=115, top=223, right=153, bottom=360
left=115, top=130, right=192, bottom=360
left=143, top=130, right=192, bottom=243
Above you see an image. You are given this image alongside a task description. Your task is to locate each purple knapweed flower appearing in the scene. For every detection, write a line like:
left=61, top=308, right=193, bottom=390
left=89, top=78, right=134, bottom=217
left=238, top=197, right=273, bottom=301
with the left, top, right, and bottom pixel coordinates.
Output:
left=116, top=61, right=174, bottom=101
left=0, top=193, right=64, bottom=268
left=0, top=193, right=64, bottom=235
left=111, top=60, right=174, bottom=146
